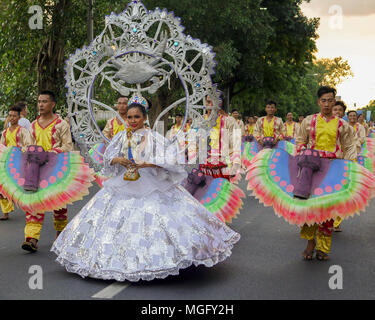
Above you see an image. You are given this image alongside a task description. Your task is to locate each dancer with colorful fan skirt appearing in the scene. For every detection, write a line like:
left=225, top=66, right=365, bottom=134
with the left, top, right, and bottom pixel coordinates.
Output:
left=358, top=113, right=370, bottom=137
left=332, top=101, right=354, bottom=232
left=244, top=116, right=256, bottom=142
left=241, top=101, right=295, bottom=169
left=52, top=100, right=240, bottom=281
left=253, top=100, right=285, bottom=144
left=347, top=111, right=366, bottom=156
left=166, top=113, right=191, bottom=162
left=246, top=86, right=375, bottom=261
left=0, top=91, right=94, bottom=252
left=283, top=112, right=299, bottom=142
left=0, top=106, right=32, bottom=221
left=184, top=96, right=245, bottom=224
left=166, top=114, right=190, bottom=140
left=231, top=109, right=246, bottom=138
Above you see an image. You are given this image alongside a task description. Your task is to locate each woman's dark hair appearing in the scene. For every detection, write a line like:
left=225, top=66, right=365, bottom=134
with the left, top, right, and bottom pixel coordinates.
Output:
left=317, top=86, right=336, bottom=98
left=127, top=103, right=147, bottom=117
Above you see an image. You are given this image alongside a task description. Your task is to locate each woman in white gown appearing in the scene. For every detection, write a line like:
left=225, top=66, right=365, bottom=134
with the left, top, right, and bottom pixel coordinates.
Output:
left=51, top=101, right=240, bottom=282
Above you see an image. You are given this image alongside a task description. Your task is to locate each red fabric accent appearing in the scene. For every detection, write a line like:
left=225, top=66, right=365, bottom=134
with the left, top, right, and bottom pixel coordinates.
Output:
left=36, top=115, right=59, bottom=129
left=316, top=151, right=337, bottom=159
left=335, top=118, right=343, bottom=154
left=53, top=208, right=68, bottom=221
left=111, top=118, right=115, bottom=137
left=51, top=148, right=62, bottom=154
left=318, top=219, right=334, bottom=236
left=3, top=128, right=8, bottom=147
left=218, top=115, right=225, bottom=155
left=50, top=117, right=62, bottom=149
left=15, top=127, right=21, bottom=147
left=199, top=163, right=230, bottom=180
left=310, top=114, right=318, bottom=150
left=31, top=121, right=37, bottom=141
left=26, top=212, right=45, bottom=224
left=202, top=115, right=231, bottom=180
left=296, top=144, right=307, bottom=153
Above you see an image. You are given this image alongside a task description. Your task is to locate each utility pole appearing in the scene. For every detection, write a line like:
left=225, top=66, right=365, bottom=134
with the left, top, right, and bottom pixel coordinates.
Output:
left=227, top=87, right=230, bottom=113
left=88, top=0, right=94, bottom=99
left=87, top=0, right=94, bottom=44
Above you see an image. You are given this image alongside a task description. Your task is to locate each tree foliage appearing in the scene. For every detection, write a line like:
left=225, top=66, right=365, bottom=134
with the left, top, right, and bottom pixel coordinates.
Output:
left=359, top=100, right=375, bottom=121
left=0, top=0, right=324, bottom=123
left=314, top=57, right=354, bottom=88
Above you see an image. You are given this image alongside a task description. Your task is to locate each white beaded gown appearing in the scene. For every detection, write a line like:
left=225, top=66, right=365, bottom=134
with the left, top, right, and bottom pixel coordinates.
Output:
left=51, top=128, right=240, bottom=282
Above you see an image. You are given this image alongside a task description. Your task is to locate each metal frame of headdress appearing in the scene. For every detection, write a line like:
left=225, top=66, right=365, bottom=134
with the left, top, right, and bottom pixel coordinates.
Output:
left=65, top=0, right=221, bottom=164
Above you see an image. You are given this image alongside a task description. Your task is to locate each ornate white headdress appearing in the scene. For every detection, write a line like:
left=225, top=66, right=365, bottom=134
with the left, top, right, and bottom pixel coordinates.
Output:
left=128, top=93, right=149, bottom=111
left=65, top=0, right=221, bottom=154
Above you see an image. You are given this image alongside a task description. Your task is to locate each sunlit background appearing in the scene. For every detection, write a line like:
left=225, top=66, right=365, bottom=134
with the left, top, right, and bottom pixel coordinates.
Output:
left=301, top=0, right=375, bottom=109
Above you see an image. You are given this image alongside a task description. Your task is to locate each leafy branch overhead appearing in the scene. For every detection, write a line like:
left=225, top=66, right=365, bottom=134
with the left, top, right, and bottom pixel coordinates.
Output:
left=0, top=0, right=355, bottom=122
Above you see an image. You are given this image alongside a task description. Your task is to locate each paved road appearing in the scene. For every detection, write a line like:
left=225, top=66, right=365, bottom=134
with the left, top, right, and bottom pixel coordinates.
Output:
left=1, top=180, right=375, bottom=300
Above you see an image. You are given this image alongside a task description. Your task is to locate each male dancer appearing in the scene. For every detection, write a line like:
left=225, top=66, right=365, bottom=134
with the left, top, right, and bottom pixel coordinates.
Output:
left=284, top=112, right=298, bottom=140
left=347, top=111, right=366, bottom=154
left=332, top=101, right=346, bottom=119
left=102, top=96, right=129, bottom=140
left=332, top=101, right=357, bottom=232
left=358, top=113, right=369, bottom=137
left=22, top=90, right=73, bottom=252
left=166, top=113, right=190, bottom=140
left=245, top=116, right=256, bottom=136
left=231, top=109, right=245, bottom=137
left=296, top=86, right=357, bottom=260
left=253, top=100, right=285, bottom=144
left=0, top=106, right=32, bottom=220
left=298, top=115, right=304, bottom=125
left=201, top=96, right=241, bottom=175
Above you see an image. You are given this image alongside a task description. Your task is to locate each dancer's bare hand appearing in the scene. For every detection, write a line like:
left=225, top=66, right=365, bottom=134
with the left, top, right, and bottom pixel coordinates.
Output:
left=112, top=157, right=133, bottom=168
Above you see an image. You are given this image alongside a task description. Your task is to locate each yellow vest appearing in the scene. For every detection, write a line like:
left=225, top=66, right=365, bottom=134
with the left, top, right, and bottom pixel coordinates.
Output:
left=263, top=117, right=275, bottom=137
left=113, top=118, right=126, bottom=137
left=5, top=127, right=19, bottom=147
left=247, top=124, right=255, bottom=135
left=34, top=117, right=59, bottom=151
left=286, top=122, right=295, bottom=137
left=315, top=115, right=338, bottom=152
left=210, top=116, right=222, bottom=150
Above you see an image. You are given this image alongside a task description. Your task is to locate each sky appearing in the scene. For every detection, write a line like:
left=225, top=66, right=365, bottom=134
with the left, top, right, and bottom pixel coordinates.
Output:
left=300, top=0, right=375, bottom=109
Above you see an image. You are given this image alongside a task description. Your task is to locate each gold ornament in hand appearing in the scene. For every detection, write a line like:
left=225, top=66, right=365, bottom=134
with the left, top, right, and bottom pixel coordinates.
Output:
left=123, top=128, right=140, bottom=181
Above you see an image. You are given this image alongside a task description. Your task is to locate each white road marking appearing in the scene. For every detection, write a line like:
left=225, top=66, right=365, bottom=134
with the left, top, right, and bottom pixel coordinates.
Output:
left=92, top=282, right=130, bottom=299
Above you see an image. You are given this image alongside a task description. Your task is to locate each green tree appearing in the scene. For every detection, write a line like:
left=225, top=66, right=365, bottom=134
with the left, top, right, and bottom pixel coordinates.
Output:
left=314, top=57, right=354, bottom=88
left=359, top=100, right=375, bottom=121
left=0, top=0, right=320, bottom=124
